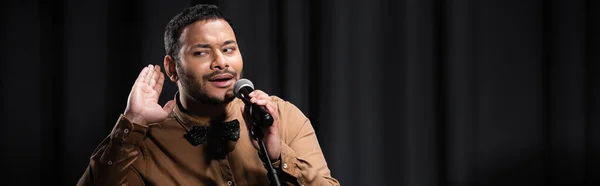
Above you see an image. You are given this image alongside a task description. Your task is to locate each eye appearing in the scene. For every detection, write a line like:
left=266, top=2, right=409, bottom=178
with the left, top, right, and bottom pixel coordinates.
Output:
left=223, top=47, right=236, bottom=53
left=193, top=51, right=207, bottom=56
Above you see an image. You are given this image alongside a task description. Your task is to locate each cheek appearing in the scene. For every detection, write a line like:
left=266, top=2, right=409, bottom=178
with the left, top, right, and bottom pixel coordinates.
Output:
left=235, top=63, right=243, bottom=74
left=230, top=56, right=243, bottom=72
left=185, top=62, right=212, bottom=77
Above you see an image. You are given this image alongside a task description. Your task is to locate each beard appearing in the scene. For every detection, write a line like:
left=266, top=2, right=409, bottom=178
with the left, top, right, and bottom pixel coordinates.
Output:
left=178, top=67, right=238, bottom=105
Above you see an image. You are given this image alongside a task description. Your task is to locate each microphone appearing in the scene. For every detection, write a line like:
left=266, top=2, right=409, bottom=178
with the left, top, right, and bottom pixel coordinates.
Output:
left=234, top=79, right=273, bottom=128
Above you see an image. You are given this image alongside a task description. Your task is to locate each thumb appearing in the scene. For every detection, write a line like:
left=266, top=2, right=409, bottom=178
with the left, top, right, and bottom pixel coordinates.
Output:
left=162, top=100, right=176, bottom=113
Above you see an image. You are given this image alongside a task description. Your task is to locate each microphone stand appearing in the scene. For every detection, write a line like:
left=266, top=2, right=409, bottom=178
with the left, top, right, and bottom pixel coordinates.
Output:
left=251, top=123, right=282, bottom=186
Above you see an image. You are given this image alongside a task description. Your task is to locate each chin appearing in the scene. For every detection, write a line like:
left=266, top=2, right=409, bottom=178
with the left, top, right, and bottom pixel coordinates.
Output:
left=219, top=90, right=236, bottom=102
left=202, top=90, right=235, bottom=104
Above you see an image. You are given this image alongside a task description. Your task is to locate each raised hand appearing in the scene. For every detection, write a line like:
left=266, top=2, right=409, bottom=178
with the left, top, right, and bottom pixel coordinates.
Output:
left=124, top=64, right=176, bottom=126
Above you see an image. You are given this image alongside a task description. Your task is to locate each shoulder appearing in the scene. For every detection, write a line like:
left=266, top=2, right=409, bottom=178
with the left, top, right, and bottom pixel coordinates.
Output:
left=268, top=96, right=312, bottom=143
left=269, top=95, right=306, bottom=120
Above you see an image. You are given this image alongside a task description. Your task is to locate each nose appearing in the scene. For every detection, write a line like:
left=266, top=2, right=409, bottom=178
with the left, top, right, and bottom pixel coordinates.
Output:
left=211, top=50, right=229, bottom=70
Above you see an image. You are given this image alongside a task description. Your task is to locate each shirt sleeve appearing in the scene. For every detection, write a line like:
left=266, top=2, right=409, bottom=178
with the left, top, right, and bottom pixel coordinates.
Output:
left=76, top=114, right=148, bottom=186
left=274, top=100, right=340, bottom=186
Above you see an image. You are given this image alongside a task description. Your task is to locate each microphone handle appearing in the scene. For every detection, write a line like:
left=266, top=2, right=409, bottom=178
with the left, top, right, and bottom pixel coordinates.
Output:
left=238, top=87, right=274, bottom=128
left=250, top=104, right=273, bottom=128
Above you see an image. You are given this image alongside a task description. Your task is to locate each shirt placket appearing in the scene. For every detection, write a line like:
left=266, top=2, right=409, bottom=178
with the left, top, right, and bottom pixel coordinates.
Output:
left=218, top=155, right=236, bottom=186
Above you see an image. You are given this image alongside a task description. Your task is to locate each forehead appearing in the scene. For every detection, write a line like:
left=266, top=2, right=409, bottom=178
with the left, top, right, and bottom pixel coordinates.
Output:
left=179, top=19, right=237, bottom=44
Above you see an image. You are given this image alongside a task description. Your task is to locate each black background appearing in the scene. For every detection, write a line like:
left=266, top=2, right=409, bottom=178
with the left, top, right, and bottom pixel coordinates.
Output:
left=1, top=0, right=599, bottom=185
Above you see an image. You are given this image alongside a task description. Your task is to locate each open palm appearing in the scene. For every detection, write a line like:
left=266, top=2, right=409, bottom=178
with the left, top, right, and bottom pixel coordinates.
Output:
left=124, top=65, right=176, bottom=126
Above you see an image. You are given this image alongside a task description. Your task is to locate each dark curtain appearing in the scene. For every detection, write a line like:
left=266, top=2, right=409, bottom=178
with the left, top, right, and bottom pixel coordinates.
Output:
left=1, top=0, right=598, bottom=185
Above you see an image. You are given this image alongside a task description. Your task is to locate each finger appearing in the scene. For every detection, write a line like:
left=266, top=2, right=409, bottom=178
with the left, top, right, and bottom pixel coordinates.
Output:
left=154, top=70, right=166, bottom=95
left=136, top=67, right=150, bottom=83
left=249, top=90, right=270, bottom=104
left=255, top=93, right=270, bottom=100
left=162, top=100, right=176, bottom=113
left=249, top=90, right=266, bottom=97
left=264, top=101, right=278, bottom=120
left=145, top=65, right=155, bottom=84
left=262, top=102, right=279, bottom=136
left=149, top=66, right=160, bottom=87
left=254, top=99, right=268, bottom=106
left=259, top=95, right=270, bottom=101
left=250, top=95, right=270, bottom=104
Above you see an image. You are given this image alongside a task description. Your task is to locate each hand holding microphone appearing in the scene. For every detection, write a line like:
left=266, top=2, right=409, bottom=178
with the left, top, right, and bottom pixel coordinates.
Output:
left=234, top=79, right=274, bottom=128
left=234, top=79, right=281, bottom=161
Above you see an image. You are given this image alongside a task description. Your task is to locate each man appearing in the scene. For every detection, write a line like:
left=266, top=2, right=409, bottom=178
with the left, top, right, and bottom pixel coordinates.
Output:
left=77, top=4, right=339, bottom=186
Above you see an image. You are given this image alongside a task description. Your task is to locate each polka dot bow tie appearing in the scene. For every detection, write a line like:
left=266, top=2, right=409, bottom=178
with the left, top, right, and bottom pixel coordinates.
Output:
left=184, top=119, right=241, bottom=146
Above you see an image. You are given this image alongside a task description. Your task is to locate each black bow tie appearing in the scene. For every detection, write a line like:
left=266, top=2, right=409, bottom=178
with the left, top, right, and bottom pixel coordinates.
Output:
left=184, top=119, right=240, bottom=146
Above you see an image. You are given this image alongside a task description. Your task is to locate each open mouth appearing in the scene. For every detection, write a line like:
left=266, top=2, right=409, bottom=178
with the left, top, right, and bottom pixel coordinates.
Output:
left=208, top=74, right=233, bottom=81
left=208, top=74, right=234, bottom=88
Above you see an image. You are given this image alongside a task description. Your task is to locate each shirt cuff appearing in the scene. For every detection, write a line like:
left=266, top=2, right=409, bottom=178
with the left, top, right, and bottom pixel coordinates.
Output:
left=276, top=142, right=306, bottom=184
left=110, top=114, right=149, bottom=145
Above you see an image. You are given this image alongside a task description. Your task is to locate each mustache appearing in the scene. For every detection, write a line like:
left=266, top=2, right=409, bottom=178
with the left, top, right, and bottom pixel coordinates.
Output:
left=203, top=69, right=238, bottom=80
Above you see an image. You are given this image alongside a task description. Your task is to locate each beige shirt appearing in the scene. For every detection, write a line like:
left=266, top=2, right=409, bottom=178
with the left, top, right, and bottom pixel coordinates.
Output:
left=77, top=94, right=339, bottom=186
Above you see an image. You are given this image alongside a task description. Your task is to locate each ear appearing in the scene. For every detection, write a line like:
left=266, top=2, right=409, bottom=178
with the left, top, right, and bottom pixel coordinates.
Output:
left=164, top=55, right=178, bottom=82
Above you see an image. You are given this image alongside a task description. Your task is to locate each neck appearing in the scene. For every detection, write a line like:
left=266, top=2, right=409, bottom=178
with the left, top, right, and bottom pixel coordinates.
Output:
left=178, top=92, right=231, bottom=124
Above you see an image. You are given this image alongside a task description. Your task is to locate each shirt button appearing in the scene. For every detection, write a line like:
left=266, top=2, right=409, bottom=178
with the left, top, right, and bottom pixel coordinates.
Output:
left=216, top=148, right=222, bottom=153
left=227, top=180, right=232, bottom=185
left=123, top=128, right=129, bottom=134
left=107, top=161, right=113, bottom=165
left=283, top=163, right=288, bottom=169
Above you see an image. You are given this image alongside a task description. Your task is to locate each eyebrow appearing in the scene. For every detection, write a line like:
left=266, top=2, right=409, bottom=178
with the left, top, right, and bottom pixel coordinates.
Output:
left=223, top=40, right=236, bottom=45
left=192, top=40, right=237, bottom=49
left=193, top=43, right=211, bottom=48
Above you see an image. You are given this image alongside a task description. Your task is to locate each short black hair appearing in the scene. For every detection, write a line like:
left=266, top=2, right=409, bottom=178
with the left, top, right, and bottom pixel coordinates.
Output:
left=164, top=4, right=233, bottom=62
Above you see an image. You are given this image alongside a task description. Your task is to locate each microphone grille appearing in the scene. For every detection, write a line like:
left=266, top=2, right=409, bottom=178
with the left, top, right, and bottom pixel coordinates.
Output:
left=234, top=79, right=254, bottom=95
